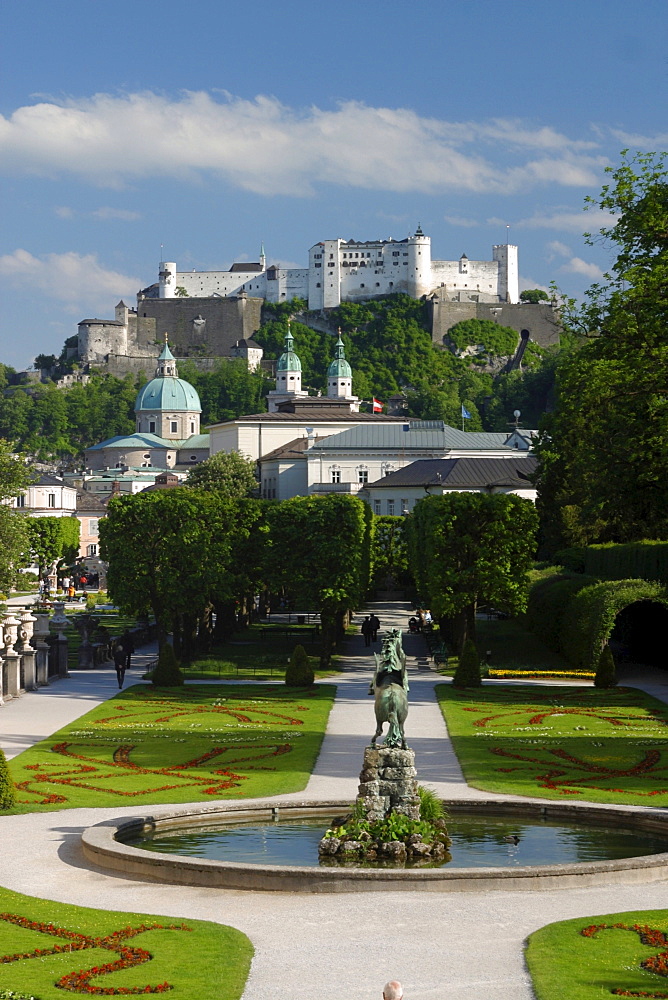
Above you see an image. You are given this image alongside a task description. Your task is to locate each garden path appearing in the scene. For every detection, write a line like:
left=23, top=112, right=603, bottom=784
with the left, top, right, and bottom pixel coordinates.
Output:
left=1, top=603, right=668, bottom=1000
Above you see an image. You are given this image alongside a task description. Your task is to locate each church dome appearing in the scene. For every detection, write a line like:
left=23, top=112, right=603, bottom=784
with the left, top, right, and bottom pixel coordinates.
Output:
left=327, top=336, right=352, bottom=378
left=276, top=325, right=302, bottom=372
left=134, top=342, right=202, bottom=412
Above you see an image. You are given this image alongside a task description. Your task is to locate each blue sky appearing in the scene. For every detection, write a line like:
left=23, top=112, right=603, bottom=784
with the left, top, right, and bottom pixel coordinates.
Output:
left=1, top=0, right=666, bottom=369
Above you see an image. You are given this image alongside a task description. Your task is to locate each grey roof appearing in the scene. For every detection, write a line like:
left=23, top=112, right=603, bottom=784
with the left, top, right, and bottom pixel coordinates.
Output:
left=365, top=456, right=537, bottom=490
left=88, top=432, right=209, bottom=452
left=260, top=437, right=316, bottom=463
left=309, top=422, right=533, bottom=453
left=75, top=491, right=108, bottom=514
left=208, top=412, right=413, bottom=428
left=230, top=262, right=262, bottom=272
left=35, top=473, right=69, bottom=487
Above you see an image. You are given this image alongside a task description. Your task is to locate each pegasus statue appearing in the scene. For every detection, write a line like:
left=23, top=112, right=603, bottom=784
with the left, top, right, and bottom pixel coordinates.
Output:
left=369, top=628, right=409, bottom=749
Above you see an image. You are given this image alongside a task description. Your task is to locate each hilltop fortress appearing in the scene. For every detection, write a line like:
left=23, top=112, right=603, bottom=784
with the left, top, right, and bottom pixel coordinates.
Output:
left=77, top=229, right=559, bottom=375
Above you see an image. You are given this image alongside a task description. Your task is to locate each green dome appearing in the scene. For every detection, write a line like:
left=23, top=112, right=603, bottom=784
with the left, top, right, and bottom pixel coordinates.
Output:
left=327, top=336, right=351, bottom=378
left=134, top=377, right=201, bottom=413
left=277, top=326, right=302, bottom=372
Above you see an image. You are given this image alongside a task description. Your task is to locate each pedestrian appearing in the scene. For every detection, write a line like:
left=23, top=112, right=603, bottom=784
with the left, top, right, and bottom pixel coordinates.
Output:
left=370, top=613, right=381, bottom=641
left=361, top=616, right=373, bottom=647
left=61, top=575, right=70, bottom=595
left=121, top=630, right=135, bottom=671
left=383, top=982, right=404, bottom=1000
left=68, top=583, right=76, bottom=600
left=113, top=642, right=126, bottom=689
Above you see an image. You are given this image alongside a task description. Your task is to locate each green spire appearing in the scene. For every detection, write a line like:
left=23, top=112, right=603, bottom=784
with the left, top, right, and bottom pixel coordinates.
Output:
left=277, top=322, right=302, bottom=372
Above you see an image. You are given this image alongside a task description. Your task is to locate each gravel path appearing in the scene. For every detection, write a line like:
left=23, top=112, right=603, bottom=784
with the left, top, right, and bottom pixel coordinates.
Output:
left=1, top=603, right=667, bottom=1000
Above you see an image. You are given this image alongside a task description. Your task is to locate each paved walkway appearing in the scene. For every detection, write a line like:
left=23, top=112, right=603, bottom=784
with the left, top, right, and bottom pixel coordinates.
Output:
left=1, top=603, right=667, bottom=1000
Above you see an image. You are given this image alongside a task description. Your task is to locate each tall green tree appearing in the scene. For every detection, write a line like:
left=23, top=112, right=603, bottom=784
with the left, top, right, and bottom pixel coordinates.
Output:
left=26, top=516, right=80, bottom=582
left=534, top=151, right=668, bottom=550
left=407, top=493, right=538, bottom=650
left=184, top=450, right=258, bottom=497
left=266, top=494, right=372, bottom=667
left=0, top=442, right=32, bottom=593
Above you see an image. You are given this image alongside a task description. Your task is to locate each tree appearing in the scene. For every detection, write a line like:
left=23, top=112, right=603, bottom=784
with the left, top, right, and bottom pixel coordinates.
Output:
left=26, top=517, right=80, bottom=583
left=185, top=450, right=258, bottom=497
left=266, top=494, right=372, bottom=667
left=371, top=515, right=411, bottom=590
left=0, top=442, right=32, bottom=593
left=534, top=152, right=668, bottom=550
left=520, top=289, right=550, bottom=304
left=407, top=493, right=538, bottom=651
left=453, top=639, right=482, bottom=689
left=175, top=286, right=189, bottom=297
left=100, top=490, right=266, bottom=652
left=594, top=643, right=617, bottom=689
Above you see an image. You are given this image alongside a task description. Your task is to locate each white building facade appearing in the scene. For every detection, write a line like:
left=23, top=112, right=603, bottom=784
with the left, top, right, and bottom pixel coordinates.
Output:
left=157, top=229, right=519, bottom=309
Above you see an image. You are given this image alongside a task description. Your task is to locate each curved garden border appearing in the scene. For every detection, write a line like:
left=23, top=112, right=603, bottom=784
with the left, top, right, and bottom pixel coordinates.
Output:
left=82, top=799, right=668, bottom=893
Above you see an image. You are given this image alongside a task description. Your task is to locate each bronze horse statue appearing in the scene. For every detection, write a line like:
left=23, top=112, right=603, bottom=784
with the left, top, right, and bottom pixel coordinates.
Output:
left=369, top=628, right=409, bottom=749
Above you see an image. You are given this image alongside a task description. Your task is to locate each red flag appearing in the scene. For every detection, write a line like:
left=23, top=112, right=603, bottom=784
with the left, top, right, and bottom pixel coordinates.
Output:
left=372, top=397, right=383, bottom=413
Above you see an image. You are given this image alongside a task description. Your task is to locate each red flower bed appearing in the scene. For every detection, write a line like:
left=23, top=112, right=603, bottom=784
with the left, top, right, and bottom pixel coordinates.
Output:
left=0, top=913, right=191, bottom=994
left=581, top=922, right=668, bottom=997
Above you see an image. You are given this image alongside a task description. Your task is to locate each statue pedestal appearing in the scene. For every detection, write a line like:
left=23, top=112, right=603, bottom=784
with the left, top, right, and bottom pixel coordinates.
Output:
left=357, top=746, right=420, bottom=823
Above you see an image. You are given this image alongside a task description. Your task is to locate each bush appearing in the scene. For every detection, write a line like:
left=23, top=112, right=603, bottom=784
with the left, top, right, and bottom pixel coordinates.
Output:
left=151, top=643, right=184, bottom=687
left=418, top=785, right=447, bottom=823
left=453, top=639, right=481, bottom=689
left=446, top=318, right=519, bottom=357
left=595, top=644, right=617, bottom=689
left=0, top=748, right=16, bottom=810
left=285, top=644, right=314, bottom=687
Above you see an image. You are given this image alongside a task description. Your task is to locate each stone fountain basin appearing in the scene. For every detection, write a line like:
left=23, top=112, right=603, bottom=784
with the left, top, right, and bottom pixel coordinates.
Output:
left=81, top=799, right=668, bottom=893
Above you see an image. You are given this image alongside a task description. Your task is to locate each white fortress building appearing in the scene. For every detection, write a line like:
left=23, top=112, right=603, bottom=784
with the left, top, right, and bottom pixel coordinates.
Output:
left=158, top=228, right=519, bottom=308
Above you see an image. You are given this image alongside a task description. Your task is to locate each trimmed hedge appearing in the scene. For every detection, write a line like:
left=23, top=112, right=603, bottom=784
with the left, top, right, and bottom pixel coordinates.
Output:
left=0, top=749, right=16, bottom=811
left=526, top=571, right=668, bottom=671
left=554, top=541, right=668, bottom=585
left=285, top=644, right=315, bottom=687
left=452, top=639, right=482, bottom=689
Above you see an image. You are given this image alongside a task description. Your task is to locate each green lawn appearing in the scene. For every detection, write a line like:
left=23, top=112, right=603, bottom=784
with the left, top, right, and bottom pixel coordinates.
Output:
left=437, top=683, right=668, bottom=805
left=0, top=884, right=252, bottom=1000
left=9, top=683, right=335, bottom=811
left=527, top=908, right=668, bottom=1000
left=180, top=622, right=340, bottom=680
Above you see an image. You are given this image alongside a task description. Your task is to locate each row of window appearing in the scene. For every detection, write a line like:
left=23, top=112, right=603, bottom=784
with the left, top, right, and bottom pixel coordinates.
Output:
left=372, top=499, right=410, bottom=516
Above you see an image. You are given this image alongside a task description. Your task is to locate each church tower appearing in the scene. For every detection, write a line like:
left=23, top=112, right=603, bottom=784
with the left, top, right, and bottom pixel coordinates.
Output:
left=327, top=332, right=359, bottom=411
left=266, top=323, right=310, bottom=412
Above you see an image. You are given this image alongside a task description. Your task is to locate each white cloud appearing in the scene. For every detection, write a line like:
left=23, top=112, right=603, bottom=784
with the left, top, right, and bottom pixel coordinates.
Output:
left=546, top=240, right=573, bottom=258
left=0, top=90, right=606, bottom=197
left=0, top=249, right=139, bottom=311
left=519, top=276, right=551, bottom=294
left=444, top=215, right=480, bottom=228
left=560, top=256, right=605, bottom=280
left=515, top=208, right=617, bottom=232
left=607, top=128, right=668, bottom=148
left=91, top=207, right=141, bottom=221
left=53, top=205, right=141, bottom=221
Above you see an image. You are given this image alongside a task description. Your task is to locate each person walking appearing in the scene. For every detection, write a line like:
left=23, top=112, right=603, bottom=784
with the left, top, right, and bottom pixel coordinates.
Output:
left=370, top=613, right=381, bottom=642
left=120, top=630, right=135, bottom=672
left=361, top=616, right=373, bottom=647
left=113, top=642, right=126, bottom=689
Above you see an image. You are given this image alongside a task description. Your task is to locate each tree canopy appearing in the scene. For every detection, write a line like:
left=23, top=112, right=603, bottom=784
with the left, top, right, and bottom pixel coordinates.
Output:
left=26, top=516, right=80, bottom=581
left=534, top=151, right=668, bottom=551
left=0, top=441, right=33, bottom=593
left=407, top=492, right=538, bottom=650
left=185, top=450, right=258, bottom=497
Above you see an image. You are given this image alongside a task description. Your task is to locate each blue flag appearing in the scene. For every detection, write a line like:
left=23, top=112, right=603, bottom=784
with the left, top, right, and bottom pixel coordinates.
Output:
left=461, top=404, right=472, bottom=420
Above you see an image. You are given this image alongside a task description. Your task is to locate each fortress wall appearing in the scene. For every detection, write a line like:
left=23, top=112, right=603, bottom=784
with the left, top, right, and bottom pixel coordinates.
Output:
left=133, top=296, right=262, bottom=355
left=430, top=293, right=560, bottom=349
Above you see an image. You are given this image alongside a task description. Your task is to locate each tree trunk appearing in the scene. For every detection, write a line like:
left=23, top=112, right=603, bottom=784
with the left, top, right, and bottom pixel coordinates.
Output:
left=319, top=610, right=337, bottom=670
left=451, top=602, right=477, bottom=655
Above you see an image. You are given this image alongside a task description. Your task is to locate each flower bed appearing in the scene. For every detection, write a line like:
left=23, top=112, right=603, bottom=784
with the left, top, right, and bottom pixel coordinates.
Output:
left=8, top=684, right=335, bottom=811
left=0, top=885, right=251, bottom=999
left=527, top=909, right=668, bottom=999
left=437, top=684, right=668, bottom=805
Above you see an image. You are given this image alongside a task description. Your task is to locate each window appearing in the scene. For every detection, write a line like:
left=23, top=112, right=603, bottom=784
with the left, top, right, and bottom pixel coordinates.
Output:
left=15, top=495, right=25, bottom=508
left=401, top=499, right=409, bottom=514
left=358, top=468, right=369, bottom=484
left=143, top=453, right=151, bottom=459
left=387, top=499, right=395, bottom=516
left=86, top=544, right=97, bottom=557
left=48, top=494, right=56, bottom=508
left=331, top=469, right=341, bottom=484
left=314, top=262, right=321, bottom=268
left=190, top=422, right=195, bottom=434
left=149, top=420, right=156, bottom=433
left=327, top=262, right=335, bottom=267
left=170, top=421, right=178, bottom=433
left=190, top=454, right=197, bottom=461
left=392, top=251, right=400, bottom=257
left=373, top=499, right=381, bottom=515
left=89, top=519, right=99, bottom=534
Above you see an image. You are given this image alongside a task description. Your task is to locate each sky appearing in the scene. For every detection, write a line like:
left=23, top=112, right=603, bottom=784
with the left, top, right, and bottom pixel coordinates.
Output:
left=1, top=0, right=667, bottom=370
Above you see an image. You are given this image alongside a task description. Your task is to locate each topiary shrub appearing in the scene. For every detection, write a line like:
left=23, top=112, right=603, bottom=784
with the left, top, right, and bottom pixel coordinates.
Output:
left=285, top=644, right=314, bottom=687
left=453, top=639, right=482, bottom=689
left=151, top=643, right=184, bottom=687
left=594, top=643, right=617, bottom=689
left=0, top=748, right=16, bottom=811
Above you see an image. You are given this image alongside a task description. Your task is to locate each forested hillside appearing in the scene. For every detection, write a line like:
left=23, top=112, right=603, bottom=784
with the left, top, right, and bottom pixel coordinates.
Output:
left=0, top=294, right=563, bottom=461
